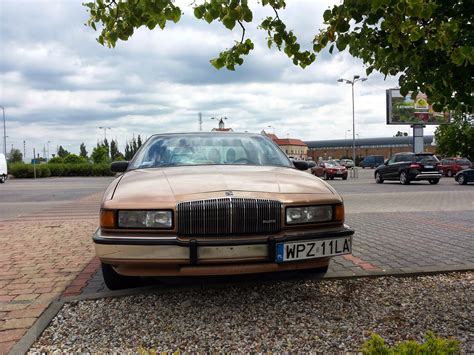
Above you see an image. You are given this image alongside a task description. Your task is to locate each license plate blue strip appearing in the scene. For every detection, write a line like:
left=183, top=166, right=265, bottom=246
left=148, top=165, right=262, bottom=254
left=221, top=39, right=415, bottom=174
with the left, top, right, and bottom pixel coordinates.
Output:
left=276, top=243, right=284, bottom=263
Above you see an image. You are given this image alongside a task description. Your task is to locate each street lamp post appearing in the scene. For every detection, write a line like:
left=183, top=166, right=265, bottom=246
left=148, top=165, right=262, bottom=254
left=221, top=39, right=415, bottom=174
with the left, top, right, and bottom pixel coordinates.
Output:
left=99, top=127, right=111, bottom=141
left=337, top=75, right=367, bottom=177
left=0, top=106, right=6, bottom=156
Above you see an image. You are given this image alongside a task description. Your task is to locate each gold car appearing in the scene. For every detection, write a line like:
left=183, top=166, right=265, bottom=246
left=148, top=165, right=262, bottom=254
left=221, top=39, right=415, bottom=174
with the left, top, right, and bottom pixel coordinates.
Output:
left=94, top=133, right=354, bottom=289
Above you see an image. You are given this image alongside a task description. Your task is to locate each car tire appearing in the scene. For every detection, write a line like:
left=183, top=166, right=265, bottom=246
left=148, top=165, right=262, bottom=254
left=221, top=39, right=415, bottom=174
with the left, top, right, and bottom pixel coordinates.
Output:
left=101, top=263, right=140, bottom=290
left=342, top=176, right=347, bottom=180
left=458, top=174, right=467, bottom=185
left=399, top=171, right=410, bottom=185
left=429, top=179, right=439, bottom=185
left=323, top=172, right=328, bottom=180
left=330, top=176, right=335, bottom=180
left=0, top=176, right=5, bottom=183
left=447, top=170, right=453, bottom=177
left=375, top=172, right=384, bottom=184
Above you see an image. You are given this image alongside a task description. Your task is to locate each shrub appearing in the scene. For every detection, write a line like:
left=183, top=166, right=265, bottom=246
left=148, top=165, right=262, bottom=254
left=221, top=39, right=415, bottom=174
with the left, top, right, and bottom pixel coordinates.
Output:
left=361, top=331, right=460, bottom=355
left=9, top=163, right=113, bottom=178
left=48, top=157, right=63, bottom=164
left=63, top=154, right=87, bottom=164
left=48, top=163, right=64, bottom=176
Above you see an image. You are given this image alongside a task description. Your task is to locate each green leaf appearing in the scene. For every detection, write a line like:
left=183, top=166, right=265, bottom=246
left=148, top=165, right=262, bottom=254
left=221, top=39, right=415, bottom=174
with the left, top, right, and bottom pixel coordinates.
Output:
left=204, top=12, right=214, bottom=24
left=223, top=15, right=236, bottom=30
left=194, top=6, right=204, bottom=19
left=323, top=9, right=332, bottom=22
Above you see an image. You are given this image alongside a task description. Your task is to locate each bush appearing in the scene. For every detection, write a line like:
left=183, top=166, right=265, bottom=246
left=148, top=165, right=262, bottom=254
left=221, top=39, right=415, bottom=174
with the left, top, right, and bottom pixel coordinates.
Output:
left=361, top=331, right=460, bottom=355
left=9, top=163, right=113, bottom=178
left=48, top=163, right=64, bottom=176
left=63, top=154, right=87, bottom=164
left=48, top=157, right=63, bottom=164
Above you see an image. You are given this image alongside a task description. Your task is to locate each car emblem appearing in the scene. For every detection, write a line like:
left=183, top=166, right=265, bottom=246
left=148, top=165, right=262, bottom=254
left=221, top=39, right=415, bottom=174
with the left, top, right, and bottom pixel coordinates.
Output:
left=225, top=191, right=234, bottom=196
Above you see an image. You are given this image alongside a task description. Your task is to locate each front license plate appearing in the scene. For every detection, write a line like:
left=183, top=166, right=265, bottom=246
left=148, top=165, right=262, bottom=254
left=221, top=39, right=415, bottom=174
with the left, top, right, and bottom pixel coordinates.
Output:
left=276, top=237, right=352, bottom=263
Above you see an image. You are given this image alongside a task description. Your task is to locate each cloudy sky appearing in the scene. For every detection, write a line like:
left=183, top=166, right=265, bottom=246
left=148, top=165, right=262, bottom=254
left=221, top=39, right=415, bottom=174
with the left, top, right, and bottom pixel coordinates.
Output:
left=1, top=0, right=437, bottom=159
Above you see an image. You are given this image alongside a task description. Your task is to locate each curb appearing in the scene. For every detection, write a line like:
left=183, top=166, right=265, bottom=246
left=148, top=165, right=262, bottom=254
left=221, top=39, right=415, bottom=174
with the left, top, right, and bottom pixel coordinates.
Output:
left=9, top=265, right=474, bottom=355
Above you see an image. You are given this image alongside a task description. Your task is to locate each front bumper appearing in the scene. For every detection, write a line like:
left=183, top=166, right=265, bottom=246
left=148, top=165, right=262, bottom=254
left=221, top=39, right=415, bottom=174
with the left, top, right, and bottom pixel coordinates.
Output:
left=93, top=226, right=354, bottom=276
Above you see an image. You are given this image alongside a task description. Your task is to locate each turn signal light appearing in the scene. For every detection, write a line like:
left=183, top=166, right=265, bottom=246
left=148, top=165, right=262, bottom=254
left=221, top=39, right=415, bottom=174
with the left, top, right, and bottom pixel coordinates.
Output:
left=335, top=204, right=344, bottom=222
left=410, top=163, right=421, bottom=169
left=100, top=210, right=116, bottom=228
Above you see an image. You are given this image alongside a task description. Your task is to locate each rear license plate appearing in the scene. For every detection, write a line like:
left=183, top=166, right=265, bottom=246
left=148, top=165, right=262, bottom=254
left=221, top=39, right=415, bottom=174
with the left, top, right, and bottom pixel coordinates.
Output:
left=425, top=165, right=433, bottom=169
left=276, top=237, right=352, bottom=263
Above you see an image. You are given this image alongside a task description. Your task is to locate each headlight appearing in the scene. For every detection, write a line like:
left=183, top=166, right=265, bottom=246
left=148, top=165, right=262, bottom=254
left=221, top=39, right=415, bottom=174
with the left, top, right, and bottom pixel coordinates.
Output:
left=286, top=205, right=333, bottom=224
left=118, top=210, right=173, bottom=229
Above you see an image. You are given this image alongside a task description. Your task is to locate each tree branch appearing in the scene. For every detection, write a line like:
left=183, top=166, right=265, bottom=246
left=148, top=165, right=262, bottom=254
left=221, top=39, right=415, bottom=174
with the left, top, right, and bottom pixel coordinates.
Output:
left=238, top=20, right=246, bottom=44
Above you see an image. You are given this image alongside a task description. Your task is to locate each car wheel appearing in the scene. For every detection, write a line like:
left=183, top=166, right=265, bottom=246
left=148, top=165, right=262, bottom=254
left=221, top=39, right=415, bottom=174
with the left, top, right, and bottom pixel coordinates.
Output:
left=399, top=171, right=410, bottom=185
left=458, top=174, right=467, bottom=185
left=375, top=172, right=384, bottom=184
left=330, top=176, right=335, bottom=180
left=447, top=170, right=453, bottom=177
left=0, top=176, right=5, bottom=183
left=342, top=176, right=347, bottom=180
left=429, top=179, right=439, bottom=185
left=101, top=263, right=140, bottom=290
left=323, top=172, right=328, bottom=180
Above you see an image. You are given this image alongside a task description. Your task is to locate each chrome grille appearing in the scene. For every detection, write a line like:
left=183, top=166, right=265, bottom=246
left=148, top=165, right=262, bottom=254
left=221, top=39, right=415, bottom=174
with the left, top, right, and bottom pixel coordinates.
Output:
left=177, top=198, right=282, bottom=236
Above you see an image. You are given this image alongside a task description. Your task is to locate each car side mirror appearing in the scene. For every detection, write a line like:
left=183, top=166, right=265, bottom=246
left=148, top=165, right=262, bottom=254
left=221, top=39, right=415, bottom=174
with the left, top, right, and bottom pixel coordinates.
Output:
left=307, top=161, right=316, bottom=168
left=293, top=160, right=309, bottom=171
left=111, top=161, right=129, bottom=173
left=384, top=159, right=389, bottom=165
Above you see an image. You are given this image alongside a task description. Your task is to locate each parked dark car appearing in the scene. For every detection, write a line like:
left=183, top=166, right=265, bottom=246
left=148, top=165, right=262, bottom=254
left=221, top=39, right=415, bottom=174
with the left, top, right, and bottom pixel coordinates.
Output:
left=374, top=152, right=442, bottom=185
left=454, top=169, right=474, bottom=185
left=311, top=160, right=348, bottom=180
left=360, top=155, right=384, bottom=169
left=438, top=157, right=471, bottom=177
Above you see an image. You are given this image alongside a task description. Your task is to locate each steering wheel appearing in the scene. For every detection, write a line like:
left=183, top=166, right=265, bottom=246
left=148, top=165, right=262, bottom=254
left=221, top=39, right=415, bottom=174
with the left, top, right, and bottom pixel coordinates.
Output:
left=234, top=158, right=250, bottom=164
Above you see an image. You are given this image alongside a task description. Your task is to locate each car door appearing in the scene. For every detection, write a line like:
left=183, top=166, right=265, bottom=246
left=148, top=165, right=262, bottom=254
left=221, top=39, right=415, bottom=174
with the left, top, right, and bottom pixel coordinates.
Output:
left=312, top=162, right=325, bottom=177
left=381, top=155, right=397, bottom=179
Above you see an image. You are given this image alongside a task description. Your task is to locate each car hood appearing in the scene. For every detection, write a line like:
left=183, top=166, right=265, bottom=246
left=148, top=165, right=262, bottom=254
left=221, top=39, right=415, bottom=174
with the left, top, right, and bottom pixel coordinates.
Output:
left=106, top=165, right=338, bottom=207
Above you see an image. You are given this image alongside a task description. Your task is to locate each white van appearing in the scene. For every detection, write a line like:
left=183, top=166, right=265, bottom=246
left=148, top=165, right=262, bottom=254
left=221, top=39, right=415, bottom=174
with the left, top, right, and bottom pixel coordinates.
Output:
left=0, top=153, right=7, bottom=183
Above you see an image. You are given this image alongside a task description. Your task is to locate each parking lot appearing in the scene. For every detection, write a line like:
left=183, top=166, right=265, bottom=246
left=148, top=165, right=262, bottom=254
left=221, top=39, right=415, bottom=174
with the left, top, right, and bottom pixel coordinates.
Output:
left=1, top=171, right=473, bottom=353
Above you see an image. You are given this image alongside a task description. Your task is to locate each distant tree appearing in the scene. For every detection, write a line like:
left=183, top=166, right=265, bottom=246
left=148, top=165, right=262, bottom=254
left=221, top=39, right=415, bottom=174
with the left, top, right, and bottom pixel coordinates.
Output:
left=435, top=113, right=473, bottom=160
left=124, top=141, right=133, bottom=161
left=394, top=131, right=409, bottom=137
left=48, top=157, right=63, bottom=164
left=63, top=154, right=87, bottom=164
left=8, top=148, right=23, bottom=164
left=57, top=145, right=70, bottom=158
left=114, top=153, right=126, bottom=161
left=91, top=145, right=110, bottom=164
left=137, top=134, right=143, bottom=149
left=79, top=143, right=88, bottom=159
left=110, top=139, right=122, bottom=160
left=132, top=136, right=138, bottom=155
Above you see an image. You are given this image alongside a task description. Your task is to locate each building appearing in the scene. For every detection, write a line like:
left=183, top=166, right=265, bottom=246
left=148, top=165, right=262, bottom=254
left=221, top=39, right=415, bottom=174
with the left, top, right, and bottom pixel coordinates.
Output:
left=305, top=135, right=436, bottom=161
left=262, top=131, right=308, bottom=159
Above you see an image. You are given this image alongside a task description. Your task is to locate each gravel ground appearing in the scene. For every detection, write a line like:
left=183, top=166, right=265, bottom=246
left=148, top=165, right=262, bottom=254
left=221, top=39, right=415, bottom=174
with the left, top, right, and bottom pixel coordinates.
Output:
left=31, top=272, right=473, bottom=353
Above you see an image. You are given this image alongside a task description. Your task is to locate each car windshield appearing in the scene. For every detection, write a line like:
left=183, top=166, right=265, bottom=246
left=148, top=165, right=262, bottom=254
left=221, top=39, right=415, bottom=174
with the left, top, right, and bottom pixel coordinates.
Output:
left=128, top=133, right=293, bottom=169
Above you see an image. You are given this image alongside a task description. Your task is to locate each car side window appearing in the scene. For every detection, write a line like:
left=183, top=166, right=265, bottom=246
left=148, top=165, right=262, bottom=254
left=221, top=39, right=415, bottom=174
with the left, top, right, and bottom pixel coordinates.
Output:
left=387, top=156, right=396, bottom=164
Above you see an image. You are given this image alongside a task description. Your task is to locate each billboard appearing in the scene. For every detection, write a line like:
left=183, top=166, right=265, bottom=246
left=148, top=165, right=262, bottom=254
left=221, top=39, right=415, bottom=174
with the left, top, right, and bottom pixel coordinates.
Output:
left=386, top=89, right=450, bottom=125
